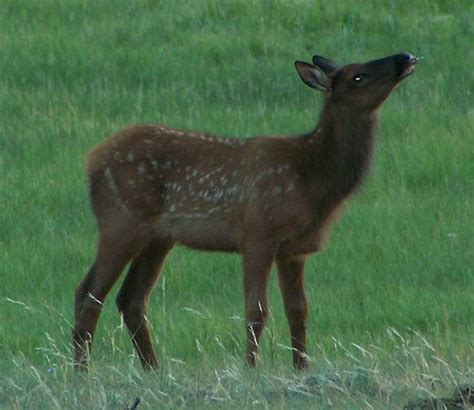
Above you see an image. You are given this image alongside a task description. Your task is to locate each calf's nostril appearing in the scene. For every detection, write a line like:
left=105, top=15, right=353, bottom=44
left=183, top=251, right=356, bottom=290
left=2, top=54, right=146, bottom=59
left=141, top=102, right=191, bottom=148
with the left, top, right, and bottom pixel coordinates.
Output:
left=402, top=52, right=416, bottom=63
left=397, top=52, right=417, bottom=66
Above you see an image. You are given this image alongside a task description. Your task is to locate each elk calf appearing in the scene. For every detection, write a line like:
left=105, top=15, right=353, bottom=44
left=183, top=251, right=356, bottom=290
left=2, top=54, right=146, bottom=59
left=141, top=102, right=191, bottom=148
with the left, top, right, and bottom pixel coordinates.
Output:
left=73, top=52, right=417, bottom=370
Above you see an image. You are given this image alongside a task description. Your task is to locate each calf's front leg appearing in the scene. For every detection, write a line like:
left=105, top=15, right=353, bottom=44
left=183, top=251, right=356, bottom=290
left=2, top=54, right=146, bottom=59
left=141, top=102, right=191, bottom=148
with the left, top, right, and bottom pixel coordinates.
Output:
left=276, top=254, right=308, bottom=370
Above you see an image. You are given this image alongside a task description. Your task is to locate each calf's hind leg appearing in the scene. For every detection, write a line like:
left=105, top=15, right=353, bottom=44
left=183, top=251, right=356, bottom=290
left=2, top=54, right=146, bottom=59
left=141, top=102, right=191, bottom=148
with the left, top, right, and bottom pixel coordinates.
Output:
left=116, top=237, right=174, bottom=370
left=73, top=224, right=152, bottom=370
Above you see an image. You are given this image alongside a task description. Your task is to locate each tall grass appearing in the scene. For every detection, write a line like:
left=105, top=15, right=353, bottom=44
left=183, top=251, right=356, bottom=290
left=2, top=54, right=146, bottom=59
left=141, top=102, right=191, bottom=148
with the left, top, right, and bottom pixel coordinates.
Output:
left=1, top=0, right=473, bottom=407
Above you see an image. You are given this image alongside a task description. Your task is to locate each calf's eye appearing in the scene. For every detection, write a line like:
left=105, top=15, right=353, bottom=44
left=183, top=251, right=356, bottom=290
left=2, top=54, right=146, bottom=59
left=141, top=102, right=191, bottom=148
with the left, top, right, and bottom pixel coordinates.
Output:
left=353, top=74, right=362, bottom=82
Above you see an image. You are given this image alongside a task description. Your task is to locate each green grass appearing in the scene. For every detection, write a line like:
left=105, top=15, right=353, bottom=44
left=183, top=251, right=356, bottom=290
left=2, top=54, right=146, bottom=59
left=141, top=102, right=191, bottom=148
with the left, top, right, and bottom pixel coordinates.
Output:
left=1, top=0, right=473, bottom=408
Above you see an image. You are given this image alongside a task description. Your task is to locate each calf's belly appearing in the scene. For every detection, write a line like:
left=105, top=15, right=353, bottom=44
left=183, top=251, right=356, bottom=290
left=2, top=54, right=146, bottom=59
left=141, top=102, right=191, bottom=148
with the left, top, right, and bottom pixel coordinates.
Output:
left=156, top=216, right=241, bottom=252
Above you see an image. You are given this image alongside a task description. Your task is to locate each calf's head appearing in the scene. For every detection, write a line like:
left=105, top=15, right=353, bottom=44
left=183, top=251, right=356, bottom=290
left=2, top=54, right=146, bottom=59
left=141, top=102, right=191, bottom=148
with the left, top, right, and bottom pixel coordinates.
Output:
left=295, top=52, right=418, bottom=111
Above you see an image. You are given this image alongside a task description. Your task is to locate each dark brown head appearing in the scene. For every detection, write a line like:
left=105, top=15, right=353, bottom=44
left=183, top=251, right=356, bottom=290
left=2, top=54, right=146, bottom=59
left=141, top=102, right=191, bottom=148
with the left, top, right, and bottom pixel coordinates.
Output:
left=295, top=53, right=417, bottom=111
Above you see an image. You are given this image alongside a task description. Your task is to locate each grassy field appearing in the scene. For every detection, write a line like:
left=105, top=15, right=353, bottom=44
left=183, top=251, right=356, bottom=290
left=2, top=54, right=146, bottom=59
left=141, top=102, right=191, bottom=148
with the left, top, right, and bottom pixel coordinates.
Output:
left=1, top=0, right=473, bottom=408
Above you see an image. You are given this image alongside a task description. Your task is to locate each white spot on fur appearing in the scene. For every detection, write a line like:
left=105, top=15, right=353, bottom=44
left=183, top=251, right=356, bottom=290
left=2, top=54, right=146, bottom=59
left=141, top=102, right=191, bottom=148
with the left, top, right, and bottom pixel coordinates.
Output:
left=104, top=168, right=132, bottom=215
left=226, top=184, right=240, bottom=196
left=104, top=168, right=118, bottom=194
left=127, top=152, right=134, bottom=162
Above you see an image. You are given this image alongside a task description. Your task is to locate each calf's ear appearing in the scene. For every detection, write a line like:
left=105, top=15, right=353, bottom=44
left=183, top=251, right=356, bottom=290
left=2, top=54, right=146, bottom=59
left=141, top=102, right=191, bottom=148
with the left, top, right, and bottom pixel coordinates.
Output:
left=294, top=61, right=332, bottom=92
left=312, top=55, right=339, bottom=75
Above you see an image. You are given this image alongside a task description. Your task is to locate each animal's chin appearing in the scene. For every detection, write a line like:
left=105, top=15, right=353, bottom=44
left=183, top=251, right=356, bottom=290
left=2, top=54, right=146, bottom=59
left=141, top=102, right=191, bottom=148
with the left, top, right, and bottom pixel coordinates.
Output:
left=399, top=64, right=416, bottom=80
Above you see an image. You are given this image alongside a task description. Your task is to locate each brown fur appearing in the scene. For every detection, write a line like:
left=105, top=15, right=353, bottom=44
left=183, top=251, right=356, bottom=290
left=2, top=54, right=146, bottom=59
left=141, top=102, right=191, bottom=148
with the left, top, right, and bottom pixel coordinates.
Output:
left=73, top=53, right=417, bottom=370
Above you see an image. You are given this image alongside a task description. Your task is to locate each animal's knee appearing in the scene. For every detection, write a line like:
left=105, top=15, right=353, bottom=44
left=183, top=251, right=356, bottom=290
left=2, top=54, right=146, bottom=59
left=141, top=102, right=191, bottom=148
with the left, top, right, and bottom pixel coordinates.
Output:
left=246, top=303, right=269, bottom=325
left=285, top=299, right=308, bottom=324
left=75, top=285, right=84, bottom=305
left=115, top=291, right=128, bottom=314
left=75, top=281, right=90, bottom=311
left=75, top=263, right=97, bottom=308
left=116, top=293, right=144, bottom=319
